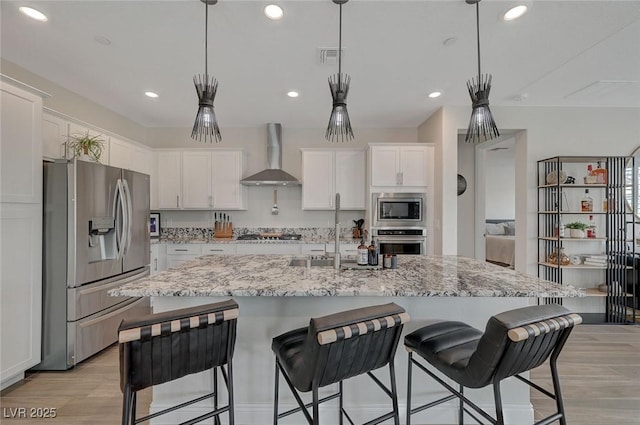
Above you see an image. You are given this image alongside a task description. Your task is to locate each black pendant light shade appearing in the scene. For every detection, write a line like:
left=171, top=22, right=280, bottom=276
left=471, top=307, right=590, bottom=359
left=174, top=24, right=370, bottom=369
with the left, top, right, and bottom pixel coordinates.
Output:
left=191, top=0, right=221, bottom=143
left=465, top=0, right=499, bottom=143
left=326, top=73, right=353, bottom=142
left=326, top=0, right=354, bottom=142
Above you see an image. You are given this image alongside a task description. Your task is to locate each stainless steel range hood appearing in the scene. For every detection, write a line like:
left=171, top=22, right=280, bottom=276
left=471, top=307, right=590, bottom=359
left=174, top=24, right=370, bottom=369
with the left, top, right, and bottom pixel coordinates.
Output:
left=241, top=123, right=300, bottom=186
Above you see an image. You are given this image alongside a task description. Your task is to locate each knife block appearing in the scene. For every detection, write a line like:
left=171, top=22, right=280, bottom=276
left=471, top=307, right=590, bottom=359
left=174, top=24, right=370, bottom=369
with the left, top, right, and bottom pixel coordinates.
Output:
left=214, top=222, right=233, bottom=239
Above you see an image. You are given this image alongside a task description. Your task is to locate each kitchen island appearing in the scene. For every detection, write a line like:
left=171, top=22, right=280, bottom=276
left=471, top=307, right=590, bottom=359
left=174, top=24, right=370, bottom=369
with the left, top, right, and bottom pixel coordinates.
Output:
left=112, top=255, right=582, bottom=425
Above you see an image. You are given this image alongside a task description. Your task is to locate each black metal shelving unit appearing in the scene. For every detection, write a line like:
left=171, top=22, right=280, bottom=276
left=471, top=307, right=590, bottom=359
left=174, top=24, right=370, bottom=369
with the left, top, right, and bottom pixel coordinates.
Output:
left=537, top=156, right=637, bottom=324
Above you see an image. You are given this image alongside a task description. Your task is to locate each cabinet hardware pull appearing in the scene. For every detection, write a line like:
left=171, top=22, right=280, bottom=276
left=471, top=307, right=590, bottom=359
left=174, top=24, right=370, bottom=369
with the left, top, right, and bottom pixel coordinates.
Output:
left=176, top=195, right=179, bottom=208
left=209, top=249, right=223, bottom=252
left=154, top=258, right=158, bottom=270
left=175, top=249, right=188, bottom=252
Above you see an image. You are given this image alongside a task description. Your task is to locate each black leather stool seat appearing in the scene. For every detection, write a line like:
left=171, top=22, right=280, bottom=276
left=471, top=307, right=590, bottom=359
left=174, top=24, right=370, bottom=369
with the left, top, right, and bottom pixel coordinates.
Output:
left=272, top=302, right=410, bottom=425
left=405, top=304, right=582, bottom=425
left=405, top=320, right=484, bottom=388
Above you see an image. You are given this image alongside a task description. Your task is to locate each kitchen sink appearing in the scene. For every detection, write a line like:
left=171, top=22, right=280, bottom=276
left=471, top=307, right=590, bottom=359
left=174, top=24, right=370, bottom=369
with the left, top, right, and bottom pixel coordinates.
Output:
left=288, top=258, right=359, bottom=267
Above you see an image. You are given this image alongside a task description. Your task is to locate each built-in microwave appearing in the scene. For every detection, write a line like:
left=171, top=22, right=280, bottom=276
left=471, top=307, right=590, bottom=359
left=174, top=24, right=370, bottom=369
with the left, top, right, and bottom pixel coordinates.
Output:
left=372, top=192, right=426, bottom=228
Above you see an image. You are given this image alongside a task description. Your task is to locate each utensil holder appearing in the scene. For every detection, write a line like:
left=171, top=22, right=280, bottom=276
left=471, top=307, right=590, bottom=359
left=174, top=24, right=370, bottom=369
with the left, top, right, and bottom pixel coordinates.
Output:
left=214, top=222, right=233, bottom=239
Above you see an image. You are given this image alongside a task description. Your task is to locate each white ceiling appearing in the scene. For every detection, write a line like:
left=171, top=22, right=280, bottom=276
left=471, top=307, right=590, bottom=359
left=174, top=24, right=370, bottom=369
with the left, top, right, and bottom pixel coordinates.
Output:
left=2, top=0, right=639, bottom=130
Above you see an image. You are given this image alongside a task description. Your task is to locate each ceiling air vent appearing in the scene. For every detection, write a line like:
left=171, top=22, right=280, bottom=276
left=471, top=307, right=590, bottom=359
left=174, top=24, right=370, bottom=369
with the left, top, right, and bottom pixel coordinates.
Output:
left=317, top=47, right=346, bottom=66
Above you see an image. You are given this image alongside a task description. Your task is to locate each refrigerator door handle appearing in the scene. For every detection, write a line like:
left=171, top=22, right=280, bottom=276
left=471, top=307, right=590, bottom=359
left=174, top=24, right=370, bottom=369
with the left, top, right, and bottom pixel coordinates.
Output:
left=122, top=179, right=133, bottom=255
left=114, top=179, right=127, bottom=260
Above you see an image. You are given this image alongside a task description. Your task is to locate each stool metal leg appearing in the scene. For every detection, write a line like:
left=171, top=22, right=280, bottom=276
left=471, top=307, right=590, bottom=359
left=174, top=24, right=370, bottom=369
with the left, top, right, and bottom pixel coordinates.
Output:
left=338, top=381, right=344, bottom=425
left=312, top=383, right=319, bottom=425
left=122, top=384, right=133, bottom=425
left=406, top=352, right=413, bottom=425
left=273, top=360, right=280, bottom=425
left=130, top=392, right=137, bottom=425
left=459, top=385, right=464, bottom=425
left=389, top=361, right=400, bottom=425
left=493, top=378, right=504, bottom=425
left=550, top=356, right=567, bottom=425
left=213, top=367, right=220, bottom=425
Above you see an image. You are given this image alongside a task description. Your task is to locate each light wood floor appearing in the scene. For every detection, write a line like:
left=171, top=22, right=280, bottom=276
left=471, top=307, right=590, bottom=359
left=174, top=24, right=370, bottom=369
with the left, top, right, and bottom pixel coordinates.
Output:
left=1, top=325, right=639, bottom=424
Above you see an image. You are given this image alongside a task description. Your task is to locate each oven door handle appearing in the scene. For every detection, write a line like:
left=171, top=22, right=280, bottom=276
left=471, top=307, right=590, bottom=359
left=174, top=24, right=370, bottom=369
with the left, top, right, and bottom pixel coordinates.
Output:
left=377, top=238, right=426, bottom=243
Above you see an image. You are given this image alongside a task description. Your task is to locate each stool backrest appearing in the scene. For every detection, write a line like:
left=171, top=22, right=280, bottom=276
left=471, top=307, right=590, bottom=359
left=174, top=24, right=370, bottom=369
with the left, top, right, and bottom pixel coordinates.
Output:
left=302, top=302, right=409, bottom=389
left=467, top=304, right=581, bottom=387
left=119, top=299, right=238, bottom=392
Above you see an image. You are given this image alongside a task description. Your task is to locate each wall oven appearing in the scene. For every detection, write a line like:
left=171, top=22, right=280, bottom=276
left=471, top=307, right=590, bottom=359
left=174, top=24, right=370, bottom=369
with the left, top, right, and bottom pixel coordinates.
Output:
left=372, top=192, right=426, bottom=228
left=372, top=228, right=427, bottom=256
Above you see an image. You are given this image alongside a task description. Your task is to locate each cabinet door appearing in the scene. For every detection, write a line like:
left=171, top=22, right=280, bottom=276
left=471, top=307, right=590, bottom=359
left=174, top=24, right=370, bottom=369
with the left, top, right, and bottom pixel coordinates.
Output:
left=201, top=244, right=237, bottom=255
left=42, top=113, right=68, bottom=160
left=1, top=204, right=42, bottom=386
left=182, top=151, right=213, bottom=209
left=236, top=244, right=300, bottom=255
left=157, top=152, right=182, bottom=209
left=211, top=151, right=244, bottom=209
left=302, top=150, right=335, bottom=210
left=1, top=82, right=43, bottom=204
left=399, top=146, right=430, bottom=187
left=131, top=146, right=153, bottom=176
left=370, top=146, right=400, bottom=187
left=109, top=137, right=132, bottom=170
left=335, top=150, right=365, bottom=210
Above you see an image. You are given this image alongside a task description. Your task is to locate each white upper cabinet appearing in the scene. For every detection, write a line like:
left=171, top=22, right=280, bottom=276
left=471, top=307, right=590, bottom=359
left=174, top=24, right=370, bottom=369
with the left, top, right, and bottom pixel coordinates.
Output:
left=370, top=144, right=433, bottom=188
left=302, top=150, right=334, bottom=210
left=157, top=149, right=246, bottom=210
left=42, top=112, right=68, bottom=160
left=182, top=151, right=212, bottom=209
left=157, top=151, right=183, bottom=209
left=301, top=149, right=365, bottom=210
left=211, top=150, right=245, bottom=209
left=109, top=136, right=153, bottom=175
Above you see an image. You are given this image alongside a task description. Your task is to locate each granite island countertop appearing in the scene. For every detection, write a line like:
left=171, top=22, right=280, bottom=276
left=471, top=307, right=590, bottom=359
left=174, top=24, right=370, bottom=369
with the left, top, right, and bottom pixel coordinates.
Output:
left=111, top=254, right=583, bottom=298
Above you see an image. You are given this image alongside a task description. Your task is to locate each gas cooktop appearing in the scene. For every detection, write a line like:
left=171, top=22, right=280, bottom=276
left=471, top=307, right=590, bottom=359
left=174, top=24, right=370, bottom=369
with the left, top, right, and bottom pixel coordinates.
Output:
left=236, top=234, right=302, bottom=241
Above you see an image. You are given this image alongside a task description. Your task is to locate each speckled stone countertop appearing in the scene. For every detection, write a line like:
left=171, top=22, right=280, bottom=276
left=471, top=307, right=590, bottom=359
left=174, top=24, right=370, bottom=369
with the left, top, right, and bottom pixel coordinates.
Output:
left=111, top=255, right=583, bottom=298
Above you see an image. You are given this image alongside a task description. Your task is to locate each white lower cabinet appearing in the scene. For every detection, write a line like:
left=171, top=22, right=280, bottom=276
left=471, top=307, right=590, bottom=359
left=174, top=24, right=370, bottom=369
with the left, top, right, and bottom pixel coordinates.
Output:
left=236, top=244, right=300, bottom=255
left=150, top=244, right=167, bottom=275
left=166, top=244, right=202, bottom=269
left=201, top=244, right=237, bottom=255
left=325, top=242, right=360, bottom=256
left=300, top=244, right=327, bottom=255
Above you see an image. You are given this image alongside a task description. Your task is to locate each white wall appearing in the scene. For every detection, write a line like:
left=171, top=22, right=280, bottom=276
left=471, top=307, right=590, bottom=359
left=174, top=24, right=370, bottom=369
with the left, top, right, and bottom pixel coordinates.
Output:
left=485, top=139, right=515, bottom=220
left=457, top=135, right=475, bottom=258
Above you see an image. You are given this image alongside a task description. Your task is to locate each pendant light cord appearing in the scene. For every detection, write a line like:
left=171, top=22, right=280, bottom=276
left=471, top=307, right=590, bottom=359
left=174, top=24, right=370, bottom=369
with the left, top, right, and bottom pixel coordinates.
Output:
left=476, top=2, right=481, bottom=81
left=204, top=2, right=209, bottom=79
left=338, top=3, right=343, bottom=91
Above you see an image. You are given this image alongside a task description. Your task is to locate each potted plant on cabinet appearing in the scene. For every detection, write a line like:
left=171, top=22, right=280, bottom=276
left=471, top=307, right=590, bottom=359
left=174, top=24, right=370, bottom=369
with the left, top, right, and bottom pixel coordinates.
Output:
left=66, top=131, right=105, bottom=163
left=566, top=221, right=588, bottom=238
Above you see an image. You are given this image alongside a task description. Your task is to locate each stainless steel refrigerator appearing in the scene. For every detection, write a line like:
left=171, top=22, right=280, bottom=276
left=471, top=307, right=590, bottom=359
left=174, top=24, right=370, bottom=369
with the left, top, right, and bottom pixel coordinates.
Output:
left=36, top=159, right=151, bottom=370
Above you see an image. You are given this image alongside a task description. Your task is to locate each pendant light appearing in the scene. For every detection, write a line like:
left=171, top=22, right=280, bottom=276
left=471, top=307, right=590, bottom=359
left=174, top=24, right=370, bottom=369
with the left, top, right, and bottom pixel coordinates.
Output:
left=191, top=0, right=222, bottom=143
left=326, top=0, right=354, bottom=142
left=465, top=0, right=499, bottom=143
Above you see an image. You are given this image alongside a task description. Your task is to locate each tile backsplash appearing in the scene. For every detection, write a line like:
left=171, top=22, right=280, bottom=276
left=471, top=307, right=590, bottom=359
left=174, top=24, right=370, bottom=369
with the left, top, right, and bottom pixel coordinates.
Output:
left=158, top=226, right=357, bottom=241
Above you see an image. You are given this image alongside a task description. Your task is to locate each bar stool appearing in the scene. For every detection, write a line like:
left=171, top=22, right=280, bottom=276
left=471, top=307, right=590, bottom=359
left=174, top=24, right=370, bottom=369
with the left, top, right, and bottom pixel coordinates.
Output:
left=272, top=302, right=409, bottom=425
left=405, top=304, right=581, bottom=425
left=118, top=299, right=239, bottom=425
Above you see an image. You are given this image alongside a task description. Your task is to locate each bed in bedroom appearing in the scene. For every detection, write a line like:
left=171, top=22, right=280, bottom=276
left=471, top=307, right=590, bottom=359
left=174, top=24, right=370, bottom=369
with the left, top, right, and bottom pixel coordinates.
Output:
left=485, top=219, right=515, bottom=268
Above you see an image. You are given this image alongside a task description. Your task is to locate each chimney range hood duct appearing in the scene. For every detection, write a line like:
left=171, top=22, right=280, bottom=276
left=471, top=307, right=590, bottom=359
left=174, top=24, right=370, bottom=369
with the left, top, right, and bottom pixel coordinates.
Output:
left=241, top=123, right=301, bottom=186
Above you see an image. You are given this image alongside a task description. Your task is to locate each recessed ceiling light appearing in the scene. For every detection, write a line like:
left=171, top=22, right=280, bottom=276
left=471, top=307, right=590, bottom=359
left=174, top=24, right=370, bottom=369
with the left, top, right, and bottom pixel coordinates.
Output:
left=287, top=91, right=299, bottom=98
left=428, top=91, right=443, bottom=99
left=503, top=5, right=528, bottom=21
left=19, top=6, right=48, bottom=22
left=264, top=5, right=284, bottom=20
left=145, top=91, right=159, bottom=98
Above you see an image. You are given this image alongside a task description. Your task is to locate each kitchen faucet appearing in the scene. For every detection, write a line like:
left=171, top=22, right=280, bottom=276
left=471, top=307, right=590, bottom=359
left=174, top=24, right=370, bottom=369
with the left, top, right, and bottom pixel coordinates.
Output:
left=334, top=193, right=341, bottom=270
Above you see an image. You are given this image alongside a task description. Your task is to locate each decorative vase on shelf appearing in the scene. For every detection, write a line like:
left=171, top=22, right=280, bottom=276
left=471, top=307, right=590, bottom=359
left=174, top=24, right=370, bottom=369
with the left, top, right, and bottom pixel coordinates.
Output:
left=569, top=229, right=585, bottom=238
left=547, top=247, right=570, bottom=265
